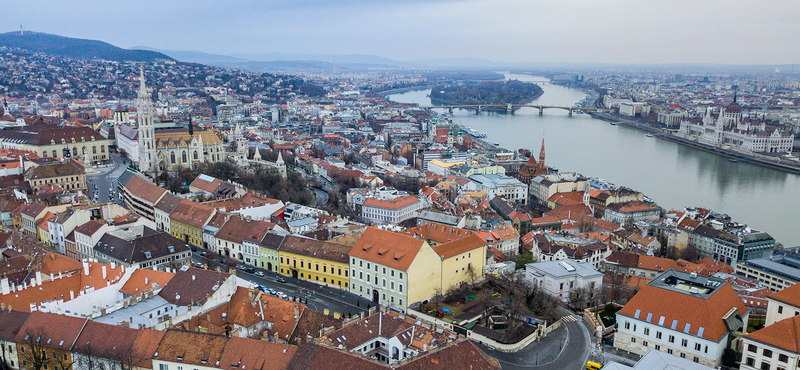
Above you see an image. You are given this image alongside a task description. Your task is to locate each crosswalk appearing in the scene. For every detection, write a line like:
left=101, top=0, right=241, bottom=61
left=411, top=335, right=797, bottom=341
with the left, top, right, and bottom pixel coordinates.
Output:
left=562, top=315, right=580, bottom=323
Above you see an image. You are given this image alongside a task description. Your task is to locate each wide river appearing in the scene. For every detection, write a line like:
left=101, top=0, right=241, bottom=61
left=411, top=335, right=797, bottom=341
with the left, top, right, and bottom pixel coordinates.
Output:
left=388, top=74, right=800, bottom=246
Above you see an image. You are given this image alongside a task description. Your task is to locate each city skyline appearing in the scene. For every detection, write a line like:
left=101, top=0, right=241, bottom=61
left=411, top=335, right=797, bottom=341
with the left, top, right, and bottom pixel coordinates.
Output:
left=2, top=0, right=799, bottom=65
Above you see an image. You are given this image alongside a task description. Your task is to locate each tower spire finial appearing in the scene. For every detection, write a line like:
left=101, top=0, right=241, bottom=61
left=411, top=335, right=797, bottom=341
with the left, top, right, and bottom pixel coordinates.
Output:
left=733, top=91, right=737, bottom=103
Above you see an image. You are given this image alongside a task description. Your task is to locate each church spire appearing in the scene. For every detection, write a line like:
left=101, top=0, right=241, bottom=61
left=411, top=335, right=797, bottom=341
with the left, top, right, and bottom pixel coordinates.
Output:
left=733, top=91, right=737, bottom=103
left=538, top=138, right=546, bottom=169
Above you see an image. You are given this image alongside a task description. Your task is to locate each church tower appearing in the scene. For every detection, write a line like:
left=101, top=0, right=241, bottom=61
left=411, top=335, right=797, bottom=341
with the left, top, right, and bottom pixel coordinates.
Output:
left=276, top=150, right=287, bottom=179
left=136, top=67, right=156, bottom=176
left=537, top=138, right=546, bottom=171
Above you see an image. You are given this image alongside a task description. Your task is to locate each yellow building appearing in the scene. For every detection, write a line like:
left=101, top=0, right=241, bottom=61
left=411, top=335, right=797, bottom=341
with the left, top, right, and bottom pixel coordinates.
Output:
left=278, top=235, right=351, bottom=288
left=37, top=212, right=55, bottom=246
left=170, top=199, right=216, bottom=247
left=349, top=227, right=443, bottom=312
left=404, top=223, right=487, bottom=290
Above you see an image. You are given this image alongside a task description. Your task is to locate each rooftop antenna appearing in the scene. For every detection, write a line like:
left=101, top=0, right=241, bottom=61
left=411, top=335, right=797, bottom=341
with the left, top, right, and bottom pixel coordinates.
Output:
left=20, top=25, right=23, bottom=36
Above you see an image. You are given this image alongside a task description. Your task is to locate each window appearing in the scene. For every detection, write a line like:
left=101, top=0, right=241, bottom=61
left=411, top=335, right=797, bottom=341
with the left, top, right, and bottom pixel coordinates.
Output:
left=695, top=343, right=701, bottom=351
left=630, top=337, right=636, bottom=343
left=399, top=272, right=403, bottom=279
left=667, top=349, right=673, bottom=354
left=624, top=322, right=630, bottom=330
left=643, top=328, right=649, bottom=336
left=642, top=341, right=648, bottom=347
left=668, top=335, right=675, bottom=343
left=749, top=344, right=758, bottom=353
left=763, top=349, right=773, bottom=358
left=778, top=305, right=783, bottom=314
left=160, top=365, right=169, bottom=370
left=778, top=354, right=788, bottom=363
left=656, top=331, right=662, bottom=339
left=760, top=362, right=770, bottom=370
left=680, top=353, right=685, bottom=359
left=745, top=358, right=755, bottom=366
left=654, top=345, right=660, bottom=351
left=399, top=284, right=403, bottom=293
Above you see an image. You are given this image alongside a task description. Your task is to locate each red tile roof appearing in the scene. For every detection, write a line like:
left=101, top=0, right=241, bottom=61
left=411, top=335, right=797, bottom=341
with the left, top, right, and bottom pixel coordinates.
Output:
left=350, top=227, right=425, bottom=272
left=769, top=281, right=800, bottom=308
left=745, top=315, right=800, bottom=353
left=618, top=277, right=747, bottom=341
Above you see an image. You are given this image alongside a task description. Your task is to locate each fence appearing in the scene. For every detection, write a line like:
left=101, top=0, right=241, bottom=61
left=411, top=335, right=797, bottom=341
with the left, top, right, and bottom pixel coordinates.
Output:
left=407, top=308, right=563, bottom=353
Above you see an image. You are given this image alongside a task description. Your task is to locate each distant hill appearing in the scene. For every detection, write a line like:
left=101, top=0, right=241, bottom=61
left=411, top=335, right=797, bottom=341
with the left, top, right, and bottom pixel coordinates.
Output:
left=133, top=46, right=246, bottom=65
left=0, top=31, right=174, bottom=62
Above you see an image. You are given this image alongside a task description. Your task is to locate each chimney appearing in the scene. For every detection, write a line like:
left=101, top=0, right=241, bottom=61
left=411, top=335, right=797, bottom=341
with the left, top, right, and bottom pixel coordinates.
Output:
left=145, top=276, right=149, bottom=285
left=294, top=305, right=299, bottom=318
left=102, top=265, right=107, bottom=280
left=83, top=260, right=90, bottom=276
left=192, top=275, right=196, bottom=281
left=0, top=278, right=9, bottom=295
left=111, top=262, right=116, bottom=269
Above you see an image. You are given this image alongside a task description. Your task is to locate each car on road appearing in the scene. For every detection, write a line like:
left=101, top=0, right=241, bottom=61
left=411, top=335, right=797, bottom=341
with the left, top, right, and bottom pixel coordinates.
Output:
left=192, top=262, right=204, bottom=268
left=244, top=266, right=255, bottom=273
left=276, top=277, right=287, bottom=283
left=235, top=265, right=245, bottom=270
left=254, top=271, right=265, bottom=277
left=256, top=285, right=267, bottom=292
left=276, top=292, right=288, bottom=299
left=199, top=251, right=207, bottom=257
left=190, top=246, right=197, bottom=252
left=267, top=288, right=277, bottom=295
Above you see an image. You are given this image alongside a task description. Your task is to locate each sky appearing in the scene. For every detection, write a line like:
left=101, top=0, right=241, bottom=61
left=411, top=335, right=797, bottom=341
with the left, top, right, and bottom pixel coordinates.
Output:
left=2, top=0, right=799, bottom=65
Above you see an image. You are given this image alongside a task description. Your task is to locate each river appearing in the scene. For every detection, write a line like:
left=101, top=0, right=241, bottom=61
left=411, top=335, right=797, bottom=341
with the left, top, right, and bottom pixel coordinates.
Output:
left=387, top=74, right=800, bottom=246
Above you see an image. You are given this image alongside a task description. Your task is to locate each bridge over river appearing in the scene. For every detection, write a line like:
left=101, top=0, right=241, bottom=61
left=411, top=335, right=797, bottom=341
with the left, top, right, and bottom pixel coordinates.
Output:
left=422, top=103, right=608, bottom=115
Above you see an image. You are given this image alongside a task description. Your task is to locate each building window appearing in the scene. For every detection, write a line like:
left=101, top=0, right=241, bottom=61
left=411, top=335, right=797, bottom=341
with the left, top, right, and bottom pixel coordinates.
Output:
left=759, top=362, right=769, bottom=370
left=654, top=345, right=660, bottom=351
left=695, top=343, right=701, bottom=351
left=668, top=335, right=675, bottom=343
left=630, top=337, right=636, bottom=344
left=656, top=331, right=662, bottom=339
left=745, top=357, right=755, bottom=366
left=763, top=349, right=772, bottom=358
left=680, top=353, right=685, bottom=359
left=642, top=341, right=648, bottom=347
left=778, top=305, right=783, bottom=314
left=624, top=322, right=630, bottom=330
left=748, top=344, right=757, bottom=353
left=778, top=354, right=788, bottom=363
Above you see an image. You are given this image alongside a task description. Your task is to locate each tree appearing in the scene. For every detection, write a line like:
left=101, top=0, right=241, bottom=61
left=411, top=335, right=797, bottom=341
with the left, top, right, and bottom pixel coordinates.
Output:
left=512, top=252, right=537, bottom=270
left=19, top=328, right=47, bottom=370
left=465, top=263, right=481, bottom=286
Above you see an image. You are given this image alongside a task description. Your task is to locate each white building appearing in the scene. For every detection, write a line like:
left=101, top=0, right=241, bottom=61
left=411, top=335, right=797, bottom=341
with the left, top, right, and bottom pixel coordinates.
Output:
left=764, top=282, right=800, bottom=326
left=525, top=259, right=603, bottom=303
left=468, top=174, right=528, bottom=205
left=613, top=270, right=749, bottom=368
left=361, top=195, right=423, bottom=225
left=678, top=98, right=793, bottom=154
left=619, top=102, right=651, bottom=117
left=740, top=315, right=800, bottom=370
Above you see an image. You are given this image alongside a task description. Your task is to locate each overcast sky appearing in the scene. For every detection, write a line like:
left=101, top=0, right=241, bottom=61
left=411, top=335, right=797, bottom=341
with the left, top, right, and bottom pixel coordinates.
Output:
left=2, top=0, right=798, bottom=64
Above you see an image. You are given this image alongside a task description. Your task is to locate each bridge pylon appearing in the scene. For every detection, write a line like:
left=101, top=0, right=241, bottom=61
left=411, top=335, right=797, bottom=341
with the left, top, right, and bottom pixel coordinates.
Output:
left=538, top=107, right=544, bottom=115
left=568, top=109, right=573, bottom=117
left=507, top=104, right=512, bottom=114
left=476, top=105, right=481, bottom=114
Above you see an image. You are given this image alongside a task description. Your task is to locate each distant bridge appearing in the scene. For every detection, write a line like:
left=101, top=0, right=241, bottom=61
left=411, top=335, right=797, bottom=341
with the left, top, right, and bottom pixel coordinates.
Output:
left=421, top=104, right=608, bottom=115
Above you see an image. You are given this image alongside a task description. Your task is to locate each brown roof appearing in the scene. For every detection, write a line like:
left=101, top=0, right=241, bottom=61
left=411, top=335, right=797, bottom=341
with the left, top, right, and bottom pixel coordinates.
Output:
left=14, top=311, right=87, bottom=350
left=189, top=175, right=223, bottom=194
left=350, top=227, right=426, bottom=272
left=152, top=330, right=228, bottom=366
left=398, top=340, right=500, bottom=370
left=0, top=309, right=30, bottom=342
left=26, top=160, right=84, bottom=179
left=119, top=269, right=175, bottom=297
left=124, top=175, right=167, bottom=204
left=154, top=192, right=182, bottom=214
left=72, top=320, right=139, bottom=360
left=618, top=276, right=747, bottom=341
left=280, top=235, right=351, bottom=264
left=432, top=233, right=486, bottom=260
left=745, top=315, right=800, bottom=353
left=18, top=202, right=46, bottom=218
left=404, top=223, right=473, bottom=244
left=128, top=329, right=165, bottom=368
left=171, top=200, right=215, bottom=228
left=363, top=196, right=420, bottom=210
left=74, top=219, right=106, bottom=236
left=158, top=267, right=230, bottom=306
left=216, top=215, right=274, bottom=244
left=769, top=281, right=800, bottom=308
left=220, top=336, right=297, bottom=370
left=290, top=308, right=343, bottom=344
left=286, top=342, right=386, bottom=370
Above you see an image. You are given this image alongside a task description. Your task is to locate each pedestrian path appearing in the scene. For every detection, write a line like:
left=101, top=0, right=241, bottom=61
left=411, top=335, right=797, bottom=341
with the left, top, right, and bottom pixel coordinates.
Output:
left=562, top=315, right=580, bottom=322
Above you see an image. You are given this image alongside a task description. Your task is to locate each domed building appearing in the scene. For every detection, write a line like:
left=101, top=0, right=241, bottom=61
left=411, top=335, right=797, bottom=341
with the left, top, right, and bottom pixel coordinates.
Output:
left=677, top=94, right=793, bottom=154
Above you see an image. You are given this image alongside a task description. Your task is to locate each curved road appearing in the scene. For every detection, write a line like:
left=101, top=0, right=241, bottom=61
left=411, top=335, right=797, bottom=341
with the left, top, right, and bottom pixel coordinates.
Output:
left=477, top=308, right=593, bottom=370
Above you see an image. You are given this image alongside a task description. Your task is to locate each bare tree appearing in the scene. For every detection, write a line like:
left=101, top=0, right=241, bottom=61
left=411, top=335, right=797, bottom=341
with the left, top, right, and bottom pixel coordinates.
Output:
left=18, top=328, right=47, bottom=370
left=465, top=263, right=480, bottom=286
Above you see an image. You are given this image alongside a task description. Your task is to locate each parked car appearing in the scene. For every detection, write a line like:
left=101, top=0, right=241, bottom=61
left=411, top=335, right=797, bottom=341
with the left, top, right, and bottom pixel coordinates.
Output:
left=267, top=288, right=277, bottom=295
left=190, top=246, right=197, bottom=252
left=256, top=285, right=267, bottom=292
left=244, top=267, right=255, bottom=273
left=199, top=251, right=207, bottom=257
left=276, top=277, right=287, bottom=283
left=254, top=271, right=265, bottom=277
left=236, top=265, right=245, bottom=270
left=276, top=292, right=288, bottom=299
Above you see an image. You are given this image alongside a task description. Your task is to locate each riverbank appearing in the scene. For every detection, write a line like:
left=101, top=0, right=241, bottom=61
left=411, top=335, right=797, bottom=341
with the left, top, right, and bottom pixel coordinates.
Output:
left=377, top=84, right=436, bottom=96
left=587, top=111, right=800, bottom=175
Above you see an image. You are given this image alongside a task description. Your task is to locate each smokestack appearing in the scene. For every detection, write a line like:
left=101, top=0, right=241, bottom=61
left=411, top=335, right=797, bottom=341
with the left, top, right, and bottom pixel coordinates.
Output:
left=83, top=260, right=90, bottom=276
left=294, top=305, right=299, bottom=318
left=102, top=265, right=107, bottom=280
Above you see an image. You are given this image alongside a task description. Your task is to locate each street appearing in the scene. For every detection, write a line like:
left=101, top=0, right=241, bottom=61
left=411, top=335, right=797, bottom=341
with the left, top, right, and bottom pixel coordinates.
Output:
left=476, top=307, right=593, bottom=370
left=191, top=252, right=368, bottom=318
left=86, top=152, right=128, bottom=205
